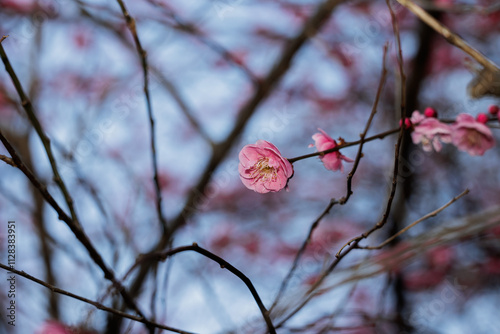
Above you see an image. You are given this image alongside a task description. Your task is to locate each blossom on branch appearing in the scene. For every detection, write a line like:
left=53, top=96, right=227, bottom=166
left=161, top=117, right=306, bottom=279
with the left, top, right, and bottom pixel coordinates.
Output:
left=239, top=140, right=293, bottom=193
left=451, top=113, right=495, bottom=156
left=410, top=111, right=452, bottom=152
left=310, top=128, right=353, bottom=172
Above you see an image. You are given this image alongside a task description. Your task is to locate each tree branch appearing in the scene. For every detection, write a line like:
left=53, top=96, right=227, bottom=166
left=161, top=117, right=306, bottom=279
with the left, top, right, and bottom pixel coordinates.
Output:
left=360, top=189, right=469, bottom=250
left=0, top=130, right=152, bottom=330
left=137, top=243, right=276, bottom=334
left=0, top=263, right=196, bottom=334
left=115, top=0, right=168, bottom=233
left=396, top=0, right=500, bottom=72
left=0, top=39, right=80, bottom=227
left=270, top=44, right=389, bottom=313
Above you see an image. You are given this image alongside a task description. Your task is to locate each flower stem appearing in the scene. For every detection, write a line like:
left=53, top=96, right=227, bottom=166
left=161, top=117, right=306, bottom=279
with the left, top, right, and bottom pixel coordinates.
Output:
left=287, top=128, right=400, bottom=164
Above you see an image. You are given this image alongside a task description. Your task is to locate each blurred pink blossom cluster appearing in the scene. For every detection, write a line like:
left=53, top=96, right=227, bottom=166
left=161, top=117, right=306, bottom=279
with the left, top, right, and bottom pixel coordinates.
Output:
left=410, top=107, right=496, bottom=156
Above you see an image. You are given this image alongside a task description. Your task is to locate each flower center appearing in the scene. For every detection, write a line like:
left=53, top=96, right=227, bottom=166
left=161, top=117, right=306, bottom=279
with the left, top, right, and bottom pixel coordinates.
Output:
left=249, top=157, right=278, bottom=183
left=464, top=129, right=482, bottom=148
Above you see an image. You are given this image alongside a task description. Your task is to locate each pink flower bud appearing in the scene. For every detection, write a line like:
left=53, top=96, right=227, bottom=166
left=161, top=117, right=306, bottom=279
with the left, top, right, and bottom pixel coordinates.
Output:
left=399, top=118, right=412, bottom=129
left=488, top=105, right=499, bottom=114
left=477, top=113, right=489, bottom=124
left=424, top=107, right=437, bottom=118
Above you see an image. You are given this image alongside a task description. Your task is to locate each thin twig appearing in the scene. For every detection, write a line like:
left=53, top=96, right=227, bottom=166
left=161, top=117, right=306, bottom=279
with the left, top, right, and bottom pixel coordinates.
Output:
left=1, top=40, right=151, bottom=325
left=0, top=154, right=16, bottom=167
left=151, top=70, right=214, bottom=145
left=334, top=4, right=409, bottom=258
left=0, top=41, right=80, bottom=226
left=115, top=0, right=168, bottom=233
left=288, top=128, right=400, bottom=164
left=360, top=189, right=469, bottom=249
left=340, top=43, right=389, bottom=204
left=269, top=198, right=337, bottom=314
left=0, top=35, right=7, bottom=43
left=276, top=43, right=404, bottom=328
left=75, top=6, right=214, bottom=146
left=270, top=44, right=389, bottom=313
left=274, top=242, right=359, bottom=328
left=146, top=1, right=258, bottom=82
left=396, top=0, right=500, bottom=72
left=143, top=243, right=276, bottom=334
left=334, top=130, right=405, bottom=257
left=388, top=0, right=406, bottom=120
left=0, top=130, right=152, bottom=329
left=0, top=263, right=196, bottom=334
left=277, top=206, right=500, bottom=329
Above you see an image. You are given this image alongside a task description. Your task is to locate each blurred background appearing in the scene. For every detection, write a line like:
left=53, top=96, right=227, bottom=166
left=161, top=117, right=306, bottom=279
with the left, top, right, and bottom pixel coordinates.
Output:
left=0, top=0, right=499, bottom=333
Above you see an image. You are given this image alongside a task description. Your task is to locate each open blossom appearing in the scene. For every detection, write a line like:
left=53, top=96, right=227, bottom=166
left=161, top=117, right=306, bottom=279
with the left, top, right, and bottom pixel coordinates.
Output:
left=410, top=111, right=452, bottom=152
left=239, top=140, right=293, bottom=193
left=310, top=128, right=353, bottom=172
left=451, top=113, right=495, bottom=156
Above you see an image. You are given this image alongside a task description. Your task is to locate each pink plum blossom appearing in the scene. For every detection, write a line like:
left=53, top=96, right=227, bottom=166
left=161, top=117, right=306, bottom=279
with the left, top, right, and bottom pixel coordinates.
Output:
left=451, top=113, right=495, bottom=156
left=410, top=111, right=452, bottom=152
left=309, top=128, right=353, bottom=172
left=239, top=140, right=293, bottom=193
left=410, top=110, right=425, bottom=124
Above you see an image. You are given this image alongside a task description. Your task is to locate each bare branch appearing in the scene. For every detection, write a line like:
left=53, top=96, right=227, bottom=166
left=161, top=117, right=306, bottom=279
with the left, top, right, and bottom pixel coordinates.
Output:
left=396, top=0, right=500, bottom=72
left=275, top=44, right=404, bottom=327
left=270, top=44, right=389, bottom=313
left=115, top=0, right=168, bottom=233
left=0, top=154, right=16, bottom=167
left=0, top=41, right=80, bottom=227
left=0, top=130, right=152, bottom=329
left=0, top=263, right=197, bottom=334
left=360, top=189, right=470, bottom=250
left=139, top=243, right=276, bottom=334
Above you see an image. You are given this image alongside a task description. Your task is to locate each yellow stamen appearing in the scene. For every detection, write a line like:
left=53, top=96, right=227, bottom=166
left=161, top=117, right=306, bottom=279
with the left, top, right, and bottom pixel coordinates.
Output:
left=248, top=157, right=278, bottom=184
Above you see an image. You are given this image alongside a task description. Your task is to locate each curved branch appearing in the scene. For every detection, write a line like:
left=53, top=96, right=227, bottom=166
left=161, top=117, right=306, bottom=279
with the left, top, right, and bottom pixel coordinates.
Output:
left=142, top=243, right=276, bottom=334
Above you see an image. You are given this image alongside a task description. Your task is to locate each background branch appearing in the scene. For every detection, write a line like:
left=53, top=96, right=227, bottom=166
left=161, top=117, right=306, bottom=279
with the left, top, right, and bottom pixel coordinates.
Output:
left=360, top=188, right=469, bottom=250
left=115, top=0, right=168, bottom=233
left=0, top=263, right=195, bottom=334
